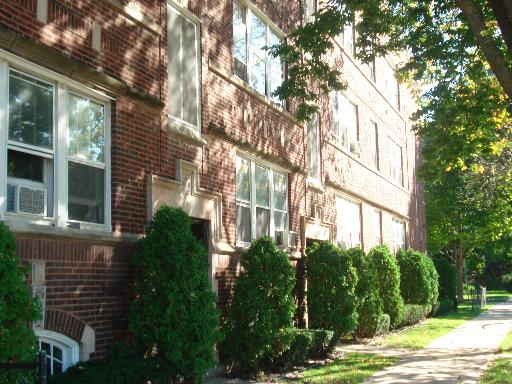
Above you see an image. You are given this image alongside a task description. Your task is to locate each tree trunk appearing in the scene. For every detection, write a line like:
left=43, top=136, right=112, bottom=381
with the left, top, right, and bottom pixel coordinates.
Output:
left=456, top=0, right=512, bottom=100
left=453, top=241, right=465, bottom=302
left=488, top=0, right=512, bottom=55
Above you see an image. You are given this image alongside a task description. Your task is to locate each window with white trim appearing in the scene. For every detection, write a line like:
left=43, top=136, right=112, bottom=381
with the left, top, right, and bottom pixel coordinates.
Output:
left=333, top=92, right=358, bottom=153
left=369, top=121, right=378, bottom=168
left=382, top=61, right=400, bottom=109
left=36, top=330, right=79, bottom=376
left=0, top=59, right=111, bottom=229
left=342, top=20, right=355, bottom=55
left=167, top=3, right=201, bottom=131
left=372, top=209, right=382, bottom=245
left=389, top=139, right=403, bottom=186
left=336, top=196, right=361, bottom=248
left=303, top=0, right=317, bottom=23
left=307, top=113, right=320, bottom=181
left=232, top=1, right=284, bottom=103
left=392, top=218, right=406, bottom=253
left=236, top=156, right=288, bottom=244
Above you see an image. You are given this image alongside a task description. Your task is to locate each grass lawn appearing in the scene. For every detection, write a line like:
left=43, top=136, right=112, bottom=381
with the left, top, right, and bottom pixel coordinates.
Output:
left=280, top=353, right=398, bottom=384
left=499, top=329, right=512, bottom=353
left=478, top=358, right=512, bottom=384
left=379, top=290, right=511, bottom=350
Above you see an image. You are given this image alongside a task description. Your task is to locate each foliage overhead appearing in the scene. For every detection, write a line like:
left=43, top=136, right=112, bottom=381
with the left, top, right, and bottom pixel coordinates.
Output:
left=0, top=222, right=40, bottom=363
left=129, top=206, right=220, bottom=383
left=221, top=236, right=296, bottom=373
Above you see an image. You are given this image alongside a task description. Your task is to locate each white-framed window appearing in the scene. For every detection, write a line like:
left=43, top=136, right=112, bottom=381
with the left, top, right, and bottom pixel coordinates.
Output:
left=382, top=60, right=400, bottom=109
left=389, top=138, right=403, bottom=186
left=336, top=196, right=361, bottom=248
left=167, top=2, right=201, bottom=131
left=342, top=20, right=355, bottom=55
left=36, top=330, right=79, bottom=376
left=0, top=54, right=111, bottom=230
left=369, top=121, right=379, bottom=168
left=236, top=155, right=288, bottom=245
left=333, top=92, right=358, bottom=153
left=303, top=0, right=317, bottom=23
left=232, top=1, right=284, bottom=104
left=372, top=209, right=382, bottom=245
left=392, top=218, right=406, bottom=253
left=307, top=113, right=320, bottom=181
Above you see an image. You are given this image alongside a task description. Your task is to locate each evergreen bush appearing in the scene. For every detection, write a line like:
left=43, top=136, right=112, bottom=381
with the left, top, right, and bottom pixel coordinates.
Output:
left=423, top=256, right=440, bottom=310
left=0, top=222, right=40, bottom=363
left=129, top=206, right=220, bottom=384
left=306, top=242, right=358, bottom=340
left=368, top=245, right=404, bottom=328
left=396, top=249, right=431, bottom=305
left=375, top=314, right=391, bottom=336
left=433, top=256, right=457, bottom=301
left=347, top=247, right=385, bottom=338
left=401, top=304, right=431, bottom=326
left=220, top=236, right=296, bottom=373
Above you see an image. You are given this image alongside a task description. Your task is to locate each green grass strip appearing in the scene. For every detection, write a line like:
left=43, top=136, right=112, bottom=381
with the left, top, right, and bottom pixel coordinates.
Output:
left=281, top=353, right=398, bottom=384
left=478, top=358, right=512, bottom=384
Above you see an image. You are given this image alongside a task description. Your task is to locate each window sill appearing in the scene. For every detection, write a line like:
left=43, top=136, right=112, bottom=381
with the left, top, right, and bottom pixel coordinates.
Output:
left=307, top=177, right=325, bottom=193
left=164, top=115, right=207, bottom=147
left=328, top=138, right=409, bottom=193
left=208, top=60, right=297, bottom=125
left=4, top=215, right=139, bottom=243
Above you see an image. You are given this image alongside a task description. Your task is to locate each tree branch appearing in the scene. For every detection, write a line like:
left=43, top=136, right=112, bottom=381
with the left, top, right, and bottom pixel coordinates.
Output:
left=488, top=0, right=512, bottom=55
left=456, top=0, right=512, bottom=100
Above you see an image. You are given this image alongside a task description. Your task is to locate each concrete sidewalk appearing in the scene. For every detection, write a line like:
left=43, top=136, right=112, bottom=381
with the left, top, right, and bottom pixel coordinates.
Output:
left=363, top=299, right=512, bottom=383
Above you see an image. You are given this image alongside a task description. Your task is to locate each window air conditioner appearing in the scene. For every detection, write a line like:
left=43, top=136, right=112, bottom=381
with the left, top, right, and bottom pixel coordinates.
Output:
left=289, top=231, right=298, bottom=250
left=350, top=141, right=363, bottom=157
left=7, top=182, right=47, bottom=216
left=275, top=230, right=290, bottom=247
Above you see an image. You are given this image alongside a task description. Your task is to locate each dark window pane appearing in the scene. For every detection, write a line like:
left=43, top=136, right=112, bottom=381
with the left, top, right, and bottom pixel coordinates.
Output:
left=41, top=342, right=51, bottom=355
left=68, top=162, right=104, bottom=224
left=7, top=150, right=44, bottom=182
left=53, top=361, right=62, bottom=374
left=256, top=207, right=270, bottom=237
left=53, top=346, right=62, bottom=361
left=9, top=71, right=53, bottom=149
left=236, top=205, right=251, bottom=243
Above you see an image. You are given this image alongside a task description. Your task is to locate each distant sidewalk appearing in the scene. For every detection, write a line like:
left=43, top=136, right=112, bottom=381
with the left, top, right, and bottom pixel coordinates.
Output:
left=361, top=299, right=512, bottom=384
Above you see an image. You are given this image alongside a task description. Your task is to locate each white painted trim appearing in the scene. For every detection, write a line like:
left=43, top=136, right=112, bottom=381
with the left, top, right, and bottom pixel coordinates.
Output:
left=168, top=0, right=200, bottom=24
left=235, top=148, right=291, bottom=174
left=235, top=0, right=286, bottom=38
left=56, top=85, right=68, bottom=228
left=0, top=60, right=8, bottom=220
left=0, top=49, right=113, bottom=102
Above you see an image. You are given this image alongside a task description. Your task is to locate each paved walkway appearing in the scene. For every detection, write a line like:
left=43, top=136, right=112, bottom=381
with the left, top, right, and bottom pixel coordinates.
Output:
left=359, top=299, right=512, bottom=383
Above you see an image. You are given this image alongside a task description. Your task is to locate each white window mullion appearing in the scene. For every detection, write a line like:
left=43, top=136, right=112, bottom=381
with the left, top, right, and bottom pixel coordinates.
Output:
left=250, top=161, right=256, bottom=240
left=265, top=25, right=270, bottom=98
left=0, top=60, right=8, bottom=220
left=246, top=8, right=253, bottom=90
left=104, top=103, right=112, bottom=232
left=56, top=85, right=68, bottom=228
left=269, top=170, right=275, bottom=239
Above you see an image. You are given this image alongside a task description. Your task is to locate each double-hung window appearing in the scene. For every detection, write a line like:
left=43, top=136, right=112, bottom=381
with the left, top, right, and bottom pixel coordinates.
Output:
left=383, top=61, right=400, bottom=109
left=369, top=121, right=379, bottom=168
left=233, top=1, right=284, bottom=104
left=307, top=113, right=321, bottom=181
left=392, top=218, right=406, bottom=253
left=236, top=156, right=288, bottom=244
left=336, top=196, right=361, bottom=248
left=343, top=20, right=355, bottom=55
left=372, top=209, right=382, bottom=245
left=0, top=58, right=110, bottom=230
left=333, top=92, right=358, bottom=153
left=389, top=139, right=403, bottom=186
left=167, top=2, right=201, bottom=131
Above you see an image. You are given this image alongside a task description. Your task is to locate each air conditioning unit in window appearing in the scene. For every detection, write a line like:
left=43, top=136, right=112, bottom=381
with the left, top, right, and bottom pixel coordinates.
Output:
left=350, top=141, right=363, bottom=157
left=289, top=231, right=298, bottom=250
left=275, top=230, right=290, bottom=248
left=7, top=182, right=47, bottom=216
left=337, top=240, right=350, bottom=249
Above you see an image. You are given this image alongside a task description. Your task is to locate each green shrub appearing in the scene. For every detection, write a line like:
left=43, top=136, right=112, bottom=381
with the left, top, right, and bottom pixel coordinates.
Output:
left=433, top=256, right=457, bottom=300
left=308, top=329, right=336, bottom=358
left=396, top=249, right=431, bottom=305
left=221, top=236, right=296, bottom=373
left=401, top=304, right=431, bottom=326
left=347, top=247, right=385, bottom=338
left=433, top=298, right=455, bottom=315
left=268, top=329, right=314, bottom=371
left=306, top=242, right=358, bottom=340
left=0, top=222, right=40, bottom=363
left=129, top=206, right=220, bottom=383
left=423, top=256, right=439, bottom=310
left=368, top=245, right=404, bottom=328
left=502, top=273, right=512, bottom=291
left=376, top=314, right=391, bottom=336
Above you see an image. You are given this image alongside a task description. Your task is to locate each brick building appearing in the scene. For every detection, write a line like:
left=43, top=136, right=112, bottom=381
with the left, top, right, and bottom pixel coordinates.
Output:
left=0, top=0, right=425, bottom=374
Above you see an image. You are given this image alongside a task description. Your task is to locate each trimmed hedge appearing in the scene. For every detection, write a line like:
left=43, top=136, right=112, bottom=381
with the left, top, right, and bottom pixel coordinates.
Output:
left=129, top=206, right=220, bottom=383
left=433, top=256, right=457, bottom=302
left=347, top=247, right=385, bottom=338
left=401, top=304, right=431, bottom=326
left=396, top=249, right=431, bottom=305
left=433, top=298, right=455, bottom=315
left=376, top=314, right=391, bottom=336
left=306, top=242, right=358, bottom=340
left=423, top=256, right=440, bottom=310
left=368, top=245, right=404, bottom=328
left=221, top=236, right=296, bottom=373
